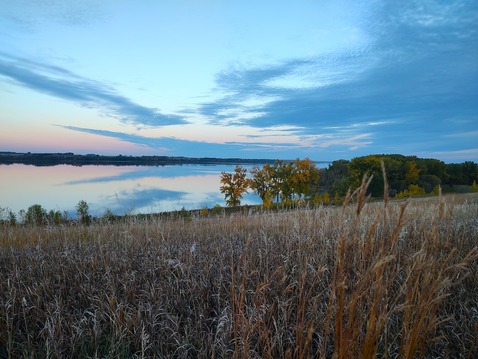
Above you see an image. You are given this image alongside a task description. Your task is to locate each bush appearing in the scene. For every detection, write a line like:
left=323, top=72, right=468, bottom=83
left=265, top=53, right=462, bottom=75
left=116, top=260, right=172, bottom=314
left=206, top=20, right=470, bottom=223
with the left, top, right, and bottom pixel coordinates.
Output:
left=395, top=184, right=426, bottom=199
left=472, top=180, right=478, bottom=192
left=211, top=204, right=224, bottom=216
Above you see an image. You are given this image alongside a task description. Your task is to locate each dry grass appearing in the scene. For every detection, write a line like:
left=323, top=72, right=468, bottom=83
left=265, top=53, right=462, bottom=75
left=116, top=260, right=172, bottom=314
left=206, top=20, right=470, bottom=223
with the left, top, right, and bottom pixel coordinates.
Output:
left=1, top=182, right=477, bottom=358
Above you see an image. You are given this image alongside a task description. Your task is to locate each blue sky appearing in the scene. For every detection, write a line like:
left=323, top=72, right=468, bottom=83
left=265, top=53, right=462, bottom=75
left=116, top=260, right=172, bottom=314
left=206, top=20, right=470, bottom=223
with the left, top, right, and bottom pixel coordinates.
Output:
left=1, top=0, right=477, bottom=162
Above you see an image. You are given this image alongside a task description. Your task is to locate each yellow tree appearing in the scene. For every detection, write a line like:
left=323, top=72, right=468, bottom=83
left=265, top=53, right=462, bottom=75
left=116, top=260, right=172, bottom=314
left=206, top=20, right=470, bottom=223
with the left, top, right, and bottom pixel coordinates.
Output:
left=220, top=166, right=249, bottom=207
left=289, top=158, right=320, bottom=199
left=250, top=165, right=273, bottom=207
left=405, top=162, right=420, bottom=184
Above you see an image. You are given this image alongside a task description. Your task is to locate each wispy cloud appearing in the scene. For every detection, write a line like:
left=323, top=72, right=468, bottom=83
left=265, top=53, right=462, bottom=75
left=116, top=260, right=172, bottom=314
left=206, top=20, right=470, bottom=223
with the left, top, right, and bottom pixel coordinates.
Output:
left=0, top=53, right=186, bottom=126
left=1, top=1, right=476, bottom=161
left=94, top=187, right=187, bottom=215
left=60, top=124, right=373, bottom=158
left=431, top=148, right=478, bottom=161
left=444, top=130, right=478, bottom=139
left=193, top=0, right=477, bottom=158
left=60, top=125, right=253, bottom=157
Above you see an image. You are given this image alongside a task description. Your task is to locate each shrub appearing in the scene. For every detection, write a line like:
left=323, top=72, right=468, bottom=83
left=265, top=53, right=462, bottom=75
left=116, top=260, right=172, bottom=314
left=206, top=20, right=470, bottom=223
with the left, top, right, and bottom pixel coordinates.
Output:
left=472, top=180, right=478, bottom=192
left=395, top=184, right=426, bottom=198
left=211, top=204, right=224, bottom=216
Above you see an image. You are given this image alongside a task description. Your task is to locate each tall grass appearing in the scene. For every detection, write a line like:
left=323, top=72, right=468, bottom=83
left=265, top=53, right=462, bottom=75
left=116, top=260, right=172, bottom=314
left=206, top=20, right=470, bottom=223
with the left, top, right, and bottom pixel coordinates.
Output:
left=0, top=180, right=477, bottom=358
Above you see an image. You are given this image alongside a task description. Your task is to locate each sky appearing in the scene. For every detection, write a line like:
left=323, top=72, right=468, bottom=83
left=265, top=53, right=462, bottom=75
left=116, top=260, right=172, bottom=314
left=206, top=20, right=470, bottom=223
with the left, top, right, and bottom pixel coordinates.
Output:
left=0, top=0, right=477, bottom=163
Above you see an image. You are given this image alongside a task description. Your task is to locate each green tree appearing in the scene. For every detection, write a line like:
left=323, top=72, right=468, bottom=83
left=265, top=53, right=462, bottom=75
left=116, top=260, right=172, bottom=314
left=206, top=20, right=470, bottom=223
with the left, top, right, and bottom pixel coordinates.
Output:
left=8, top=210, right=17, bottom=226
left=220, top=166, right=249, bottom=207
left=463, top=161, right=478, bottom=185
left=47, top=209, right=63, bottom=224
left=419, top=174, right=441, bottom=193
left=424, top=158, right=447, bottom=182
left=273, top=160, right=294, bottom=203
left=446, top=163, right=465, bottom=185
left=76, top=200, right=91, bottom=225
left=25, top=204, right=47, bottom=225
left=318, top=159, right=351, bottom=197
left=348, top=156, right=383, bottom=197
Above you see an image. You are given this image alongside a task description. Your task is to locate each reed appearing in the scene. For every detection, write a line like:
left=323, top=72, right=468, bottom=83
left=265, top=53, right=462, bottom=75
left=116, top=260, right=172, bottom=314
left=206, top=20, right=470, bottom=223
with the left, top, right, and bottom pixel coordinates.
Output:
left=0, top=182, right=477, bottom=358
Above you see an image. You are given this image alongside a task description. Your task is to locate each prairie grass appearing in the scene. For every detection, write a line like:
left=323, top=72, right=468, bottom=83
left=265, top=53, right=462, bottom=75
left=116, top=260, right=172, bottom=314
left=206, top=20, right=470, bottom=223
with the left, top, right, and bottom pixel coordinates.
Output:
left=0, top=182, right=477, bottom=358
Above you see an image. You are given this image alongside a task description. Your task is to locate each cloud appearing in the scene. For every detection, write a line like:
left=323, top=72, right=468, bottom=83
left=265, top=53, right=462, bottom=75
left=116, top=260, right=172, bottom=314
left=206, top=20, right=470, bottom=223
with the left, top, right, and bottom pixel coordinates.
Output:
left=444, top=130, right=478, bottom=139
left=0, top=53, right=186, bottom=126
left=62, top=164, right=241, bottom=185
left=60, top=124, right=376, bottom=158
left=194, top=0, right=478, bottom=158
left=60, top=125, right=261, bottom=157
left=91, top=187, right=187, bottom=215
left=3, top=1, right=476, bottom=162
left=431, top=148, right=478, bottom=162
left=60, top=125, right=176, bottom=150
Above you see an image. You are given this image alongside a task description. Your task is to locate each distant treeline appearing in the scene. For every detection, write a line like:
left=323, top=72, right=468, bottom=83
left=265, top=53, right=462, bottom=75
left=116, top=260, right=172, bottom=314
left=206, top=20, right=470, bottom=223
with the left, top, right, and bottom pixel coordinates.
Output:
left=0, top=152, right=282, bottom=167
left=319, top=154, right=478, bottom=197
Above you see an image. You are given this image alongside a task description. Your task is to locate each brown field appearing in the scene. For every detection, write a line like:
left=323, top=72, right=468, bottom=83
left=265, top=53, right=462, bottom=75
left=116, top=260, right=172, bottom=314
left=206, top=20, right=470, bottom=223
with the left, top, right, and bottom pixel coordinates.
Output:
left=1, top=185, right=477, bottom=358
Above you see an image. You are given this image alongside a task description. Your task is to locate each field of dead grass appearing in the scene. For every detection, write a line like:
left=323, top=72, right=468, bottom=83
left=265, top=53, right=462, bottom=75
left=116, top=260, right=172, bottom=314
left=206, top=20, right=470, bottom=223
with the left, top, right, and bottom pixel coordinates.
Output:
left=0, top=180, right=477, bottom=358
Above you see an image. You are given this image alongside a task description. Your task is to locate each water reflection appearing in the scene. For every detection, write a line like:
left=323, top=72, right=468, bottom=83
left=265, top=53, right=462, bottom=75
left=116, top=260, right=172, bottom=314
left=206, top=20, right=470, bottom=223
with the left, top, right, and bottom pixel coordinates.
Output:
left=0, top=164, right=261, bottom=217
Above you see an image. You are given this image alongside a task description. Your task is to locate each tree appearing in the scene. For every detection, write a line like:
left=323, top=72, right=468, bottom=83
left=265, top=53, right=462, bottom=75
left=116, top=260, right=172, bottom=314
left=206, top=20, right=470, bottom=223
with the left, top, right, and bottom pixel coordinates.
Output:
left=250, top=165, right=274, bottom=207
left=462, top=161, right=478, bottom=185
left=405, top=162, right=420, bottom=184
left=423, top=158, right=447, bottom=182
left=419, top=174, right=441, bottom=193
left=25, top=204, right=47, bottom=225
left=289, top=158, right=320, bottom=199
left=76, top=200, right=91, bottom=225
left=319, top=159, right=350, bottom=197
left=220, top=166, right=249, bottom=207
left=250, top=159, right=320, bottom=206
left=273, top=160, right=294, bottom=203
left=348, top=156, right=384, bottom=197
left=47, top=209, right=63, bottom=224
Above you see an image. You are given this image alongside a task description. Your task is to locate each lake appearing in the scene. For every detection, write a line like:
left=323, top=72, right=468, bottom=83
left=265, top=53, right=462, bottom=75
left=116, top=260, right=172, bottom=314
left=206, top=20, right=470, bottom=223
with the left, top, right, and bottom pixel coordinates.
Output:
left=0, top=164, right=262, bottom=218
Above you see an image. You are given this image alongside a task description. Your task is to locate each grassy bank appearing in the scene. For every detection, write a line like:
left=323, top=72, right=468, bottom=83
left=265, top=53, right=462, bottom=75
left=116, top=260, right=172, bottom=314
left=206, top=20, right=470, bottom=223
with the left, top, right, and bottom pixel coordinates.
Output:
left=1, top=186, right=477, bottom=358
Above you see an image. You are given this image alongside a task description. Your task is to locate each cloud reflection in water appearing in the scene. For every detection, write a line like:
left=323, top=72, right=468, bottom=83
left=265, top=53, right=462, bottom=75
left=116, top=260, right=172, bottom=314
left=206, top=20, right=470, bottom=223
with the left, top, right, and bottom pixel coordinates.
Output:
left=0, top=164, right=261, bottom=217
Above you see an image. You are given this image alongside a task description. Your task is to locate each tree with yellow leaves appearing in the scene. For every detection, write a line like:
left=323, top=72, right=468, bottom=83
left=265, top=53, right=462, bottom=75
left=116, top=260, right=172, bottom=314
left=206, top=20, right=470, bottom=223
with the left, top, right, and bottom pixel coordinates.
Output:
left=289, top=158, right=320, bottom=199
left=220, top=166, right=250, bottom=207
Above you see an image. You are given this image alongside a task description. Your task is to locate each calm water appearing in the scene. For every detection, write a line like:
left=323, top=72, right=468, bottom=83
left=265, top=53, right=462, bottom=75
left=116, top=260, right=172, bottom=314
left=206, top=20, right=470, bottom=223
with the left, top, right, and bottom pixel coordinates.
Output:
left=0, top=164, right=261, bottom=217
